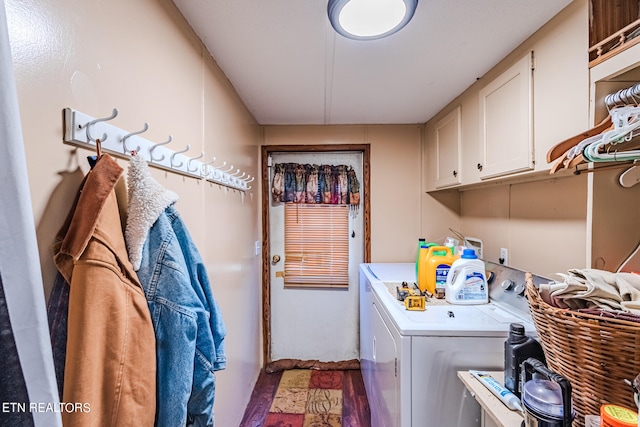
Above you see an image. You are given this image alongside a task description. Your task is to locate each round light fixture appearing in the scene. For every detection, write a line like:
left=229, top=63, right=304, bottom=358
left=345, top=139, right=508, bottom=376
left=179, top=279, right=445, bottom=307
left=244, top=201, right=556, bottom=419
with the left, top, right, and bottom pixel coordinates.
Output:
left=327, top=0, right=418, bottom=41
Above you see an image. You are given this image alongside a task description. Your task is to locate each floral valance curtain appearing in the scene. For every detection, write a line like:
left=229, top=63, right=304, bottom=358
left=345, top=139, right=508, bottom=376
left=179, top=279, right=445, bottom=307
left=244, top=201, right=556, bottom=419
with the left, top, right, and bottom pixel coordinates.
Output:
left=272, top=163, right=360, bottom=207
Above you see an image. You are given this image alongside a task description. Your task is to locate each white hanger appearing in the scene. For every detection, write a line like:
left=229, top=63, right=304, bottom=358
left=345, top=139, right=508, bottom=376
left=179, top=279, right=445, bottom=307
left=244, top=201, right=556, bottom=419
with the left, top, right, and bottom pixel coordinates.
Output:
left=619, top=161, right=640, bottom=188
left=583, top=106, right=640, bottom=162
left=617, top=239, right=640, bottom=272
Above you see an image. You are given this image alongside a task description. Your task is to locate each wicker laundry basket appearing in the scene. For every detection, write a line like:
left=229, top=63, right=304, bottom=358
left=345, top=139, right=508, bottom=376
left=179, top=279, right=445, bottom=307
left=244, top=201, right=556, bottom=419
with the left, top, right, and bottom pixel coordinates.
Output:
left=525, top=283, right=640, bottom=427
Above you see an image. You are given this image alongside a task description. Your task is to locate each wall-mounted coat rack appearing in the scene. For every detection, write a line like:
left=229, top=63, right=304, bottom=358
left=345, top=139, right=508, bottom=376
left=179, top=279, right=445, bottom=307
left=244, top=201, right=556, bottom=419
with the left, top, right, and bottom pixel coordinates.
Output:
left=62, top=108, right=254, bottom=192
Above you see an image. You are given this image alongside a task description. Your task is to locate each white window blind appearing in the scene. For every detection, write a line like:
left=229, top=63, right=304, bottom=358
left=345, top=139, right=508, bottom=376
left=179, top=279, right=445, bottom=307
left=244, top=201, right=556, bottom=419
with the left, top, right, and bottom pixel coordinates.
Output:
left=284, top=204, right=349, bottom=288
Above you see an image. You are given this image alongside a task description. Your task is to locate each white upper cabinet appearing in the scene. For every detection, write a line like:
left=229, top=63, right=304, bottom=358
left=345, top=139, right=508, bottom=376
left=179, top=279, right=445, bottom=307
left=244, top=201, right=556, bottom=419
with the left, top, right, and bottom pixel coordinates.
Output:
left=433, top=106, right=462, bottom=188
left=423, top=1, right=588, bottom=192
left=478, top=52, right=534, bottom=179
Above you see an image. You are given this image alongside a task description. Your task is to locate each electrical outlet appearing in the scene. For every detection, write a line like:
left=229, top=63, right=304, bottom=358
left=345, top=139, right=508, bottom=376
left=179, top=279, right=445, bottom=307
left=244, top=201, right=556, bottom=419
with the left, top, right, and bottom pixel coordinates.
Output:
left=500, top=248, right=508, bottom=265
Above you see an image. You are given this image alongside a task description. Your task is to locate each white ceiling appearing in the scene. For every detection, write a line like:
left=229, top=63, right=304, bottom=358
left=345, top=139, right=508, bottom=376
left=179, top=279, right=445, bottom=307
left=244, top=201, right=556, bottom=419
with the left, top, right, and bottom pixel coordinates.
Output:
left=172, top=0, right=573, bottom=125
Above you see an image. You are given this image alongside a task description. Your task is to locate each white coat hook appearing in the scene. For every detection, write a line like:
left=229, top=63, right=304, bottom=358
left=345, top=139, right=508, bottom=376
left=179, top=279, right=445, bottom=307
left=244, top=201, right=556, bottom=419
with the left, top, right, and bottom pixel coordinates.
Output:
left=201, top=157, right=216, bottom=176
left=85, top=108, right=118, bottom=142
left=170, top=144, right=191, bottom=168
left=240, top=175, right=252, bottom=182
left=236, top=172, right=246, bottom=179
left=211, top=161, right=226, bottom=179
left=149, top=135, right=173, bottom=162
left=221, top=164, right=234, bottom=173
left=211, top=160, right=226, bottom=170
left=244, top=177, right=255, bottom=183
left=202, top=157, right=216, bottom=167
left=229, top=168, right=241, bottom=176
left=187, top=151, right=205, bottom=173
left=122, top=122, right=148, bottom=154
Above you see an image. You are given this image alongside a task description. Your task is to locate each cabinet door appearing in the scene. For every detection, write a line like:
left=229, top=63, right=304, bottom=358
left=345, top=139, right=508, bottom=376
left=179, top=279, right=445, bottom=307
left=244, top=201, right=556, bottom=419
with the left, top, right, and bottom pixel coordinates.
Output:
left=479, top=52, right=534, bottom=179
left=371, top=302, right=400, bottom=427
left=359, top=269, right=374, bottom=402
left=481, top=411, right=500, bottom=427
left=434, top=106, right=462, bottom=188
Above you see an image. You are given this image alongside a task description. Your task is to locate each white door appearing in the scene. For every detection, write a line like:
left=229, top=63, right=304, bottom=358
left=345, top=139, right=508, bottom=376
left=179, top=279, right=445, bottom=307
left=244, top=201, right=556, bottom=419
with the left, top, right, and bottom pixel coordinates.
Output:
left=268, top=151, right=364, bottom=362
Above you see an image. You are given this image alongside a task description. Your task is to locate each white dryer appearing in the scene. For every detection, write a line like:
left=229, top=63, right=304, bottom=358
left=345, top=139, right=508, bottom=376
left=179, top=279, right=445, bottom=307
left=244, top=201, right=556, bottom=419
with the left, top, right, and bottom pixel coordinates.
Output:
left=359, top=262, right=547, bottom=427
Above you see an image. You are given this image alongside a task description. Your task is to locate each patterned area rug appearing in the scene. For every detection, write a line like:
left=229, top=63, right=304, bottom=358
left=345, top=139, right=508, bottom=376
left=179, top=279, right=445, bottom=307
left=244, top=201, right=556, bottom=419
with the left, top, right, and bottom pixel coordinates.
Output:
left=264, top=369, right=343, bottom=427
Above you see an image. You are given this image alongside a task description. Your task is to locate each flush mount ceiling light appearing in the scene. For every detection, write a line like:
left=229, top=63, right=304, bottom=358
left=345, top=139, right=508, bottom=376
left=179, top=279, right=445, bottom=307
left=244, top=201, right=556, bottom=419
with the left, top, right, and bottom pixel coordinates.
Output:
left=327, top=0, right=418, bottom=40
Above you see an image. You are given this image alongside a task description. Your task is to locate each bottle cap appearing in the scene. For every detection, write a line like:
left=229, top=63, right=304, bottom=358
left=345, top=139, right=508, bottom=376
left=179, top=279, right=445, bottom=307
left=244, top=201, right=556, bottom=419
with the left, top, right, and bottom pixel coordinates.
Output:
left=510, top=323, right=525, bottom=336
left=461, top=248, right=477, bottom=259
left=600, top=404, right=638, bottom=426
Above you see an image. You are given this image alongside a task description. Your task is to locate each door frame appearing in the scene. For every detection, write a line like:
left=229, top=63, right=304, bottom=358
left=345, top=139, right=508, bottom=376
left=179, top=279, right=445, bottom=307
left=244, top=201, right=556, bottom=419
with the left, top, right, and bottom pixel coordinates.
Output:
left=261, top=144, right=371, bottom=365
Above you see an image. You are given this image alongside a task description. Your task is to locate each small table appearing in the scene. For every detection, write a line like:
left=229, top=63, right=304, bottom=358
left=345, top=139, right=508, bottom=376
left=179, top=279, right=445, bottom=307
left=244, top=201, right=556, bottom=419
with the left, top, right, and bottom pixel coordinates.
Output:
left=457, top=370, right=524, bottom=427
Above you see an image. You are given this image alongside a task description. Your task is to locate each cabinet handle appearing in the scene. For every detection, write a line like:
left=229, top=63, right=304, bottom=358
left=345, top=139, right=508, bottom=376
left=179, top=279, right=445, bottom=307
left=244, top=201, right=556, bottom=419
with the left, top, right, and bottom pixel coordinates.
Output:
left=477, top=163, right=483, bottom=171
left=372, top=336, right=376, bottom=362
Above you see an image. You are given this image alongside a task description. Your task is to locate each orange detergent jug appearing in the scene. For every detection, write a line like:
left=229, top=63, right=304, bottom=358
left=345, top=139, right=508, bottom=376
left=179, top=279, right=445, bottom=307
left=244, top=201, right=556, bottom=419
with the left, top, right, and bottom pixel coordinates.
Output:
left=417, top=245, right=458, bottom=296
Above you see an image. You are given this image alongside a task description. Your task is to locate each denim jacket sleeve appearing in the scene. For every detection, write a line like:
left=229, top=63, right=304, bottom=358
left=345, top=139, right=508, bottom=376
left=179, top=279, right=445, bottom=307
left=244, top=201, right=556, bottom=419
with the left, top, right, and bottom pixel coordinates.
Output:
left=170, top=210, right=227, bottom=372
left=136, top=207, right=226, bottom=427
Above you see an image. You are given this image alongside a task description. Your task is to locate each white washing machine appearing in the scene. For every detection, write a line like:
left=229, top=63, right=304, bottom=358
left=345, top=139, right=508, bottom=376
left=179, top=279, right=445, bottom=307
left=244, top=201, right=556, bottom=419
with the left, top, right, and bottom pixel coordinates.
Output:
left=359, top=262, right=547, bottom=427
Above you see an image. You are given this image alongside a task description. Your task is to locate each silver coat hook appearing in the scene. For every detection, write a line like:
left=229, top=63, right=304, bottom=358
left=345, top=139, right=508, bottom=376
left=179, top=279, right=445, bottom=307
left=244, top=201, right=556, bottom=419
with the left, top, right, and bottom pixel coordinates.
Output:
left=122, top=122, right=148, bottom=154
left=188, top=151, right=205, bottom=173
left=149, top=135, right=173, bottom=162
left=85, top=108, right=118, bottom=142
left=170, top=144, right=191, bottom=168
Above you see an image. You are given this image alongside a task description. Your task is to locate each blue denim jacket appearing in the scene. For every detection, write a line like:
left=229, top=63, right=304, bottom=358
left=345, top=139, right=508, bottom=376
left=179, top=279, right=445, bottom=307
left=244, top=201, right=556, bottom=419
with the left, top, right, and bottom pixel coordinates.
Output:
left=126, top=155, right=226, bottom=427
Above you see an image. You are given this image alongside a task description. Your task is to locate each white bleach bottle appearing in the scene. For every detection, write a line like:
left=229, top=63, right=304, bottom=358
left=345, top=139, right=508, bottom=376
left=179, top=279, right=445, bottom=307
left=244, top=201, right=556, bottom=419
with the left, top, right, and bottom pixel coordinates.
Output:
left=445, top=248, right=488, bottom=304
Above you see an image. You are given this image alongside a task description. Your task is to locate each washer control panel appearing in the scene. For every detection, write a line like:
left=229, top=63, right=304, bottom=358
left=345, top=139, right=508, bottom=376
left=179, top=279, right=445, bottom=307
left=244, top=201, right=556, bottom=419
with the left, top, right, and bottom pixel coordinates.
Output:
left=485, top=261, right=551, bottom=321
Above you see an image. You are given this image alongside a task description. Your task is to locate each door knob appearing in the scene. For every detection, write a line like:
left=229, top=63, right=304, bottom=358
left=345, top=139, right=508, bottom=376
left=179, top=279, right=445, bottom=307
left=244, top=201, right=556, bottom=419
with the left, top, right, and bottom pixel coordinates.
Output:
left=272, top=255, right=281, bottom=264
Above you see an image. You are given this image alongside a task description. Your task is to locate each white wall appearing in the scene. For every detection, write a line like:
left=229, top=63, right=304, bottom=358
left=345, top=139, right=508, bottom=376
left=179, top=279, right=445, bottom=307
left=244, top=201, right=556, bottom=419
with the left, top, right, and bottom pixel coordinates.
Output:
left=6, top=1, right=261, bottom=425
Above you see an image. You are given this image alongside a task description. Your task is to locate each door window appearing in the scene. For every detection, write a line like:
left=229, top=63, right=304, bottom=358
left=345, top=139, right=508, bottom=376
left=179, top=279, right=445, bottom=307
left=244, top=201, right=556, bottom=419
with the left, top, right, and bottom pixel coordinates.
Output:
left=284, top=204, right=349, bottom=288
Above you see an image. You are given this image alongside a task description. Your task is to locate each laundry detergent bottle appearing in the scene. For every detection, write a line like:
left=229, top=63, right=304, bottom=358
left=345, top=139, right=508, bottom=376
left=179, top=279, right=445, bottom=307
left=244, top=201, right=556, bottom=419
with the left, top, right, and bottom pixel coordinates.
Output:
left=445, top=248, right=488, bottom=304
left=418, top=245, right=457, bottom=297
left=416, top=240, right=437, bottom=283
left=415, top=238, right=426, bottom=281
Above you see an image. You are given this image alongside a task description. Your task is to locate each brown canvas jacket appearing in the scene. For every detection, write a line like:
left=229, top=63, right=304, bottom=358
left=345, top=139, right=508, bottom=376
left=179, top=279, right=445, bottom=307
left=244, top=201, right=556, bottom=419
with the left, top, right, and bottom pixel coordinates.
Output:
left=53, top=154, right=156, bottom=427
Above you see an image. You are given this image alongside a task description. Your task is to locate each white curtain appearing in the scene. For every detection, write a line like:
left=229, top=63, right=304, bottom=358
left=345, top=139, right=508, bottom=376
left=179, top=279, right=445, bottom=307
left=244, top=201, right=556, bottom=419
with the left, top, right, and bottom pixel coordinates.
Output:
left=0, top=1, right=62, bottom=426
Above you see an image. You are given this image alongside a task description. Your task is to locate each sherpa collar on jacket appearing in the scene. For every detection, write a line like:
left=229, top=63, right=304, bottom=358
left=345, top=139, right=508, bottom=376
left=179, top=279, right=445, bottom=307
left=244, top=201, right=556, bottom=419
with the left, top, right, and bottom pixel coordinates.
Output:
left=126, top=154, right=179, bottom=270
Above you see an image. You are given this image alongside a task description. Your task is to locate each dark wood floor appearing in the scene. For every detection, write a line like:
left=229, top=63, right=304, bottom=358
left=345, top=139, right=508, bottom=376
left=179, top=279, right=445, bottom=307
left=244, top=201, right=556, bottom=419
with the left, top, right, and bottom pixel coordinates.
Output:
left=239, top=369, right=371, bottom=427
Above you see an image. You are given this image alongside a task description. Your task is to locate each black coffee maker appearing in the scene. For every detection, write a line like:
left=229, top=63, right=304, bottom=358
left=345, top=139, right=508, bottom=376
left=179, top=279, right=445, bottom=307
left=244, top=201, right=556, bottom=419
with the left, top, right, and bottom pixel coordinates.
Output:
left=520, top=358, right=574, bottom=427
